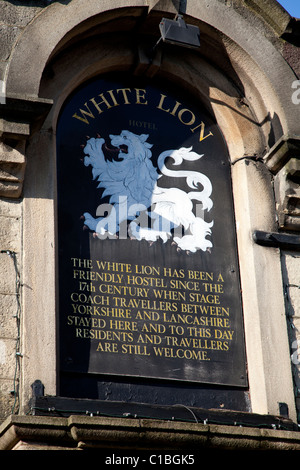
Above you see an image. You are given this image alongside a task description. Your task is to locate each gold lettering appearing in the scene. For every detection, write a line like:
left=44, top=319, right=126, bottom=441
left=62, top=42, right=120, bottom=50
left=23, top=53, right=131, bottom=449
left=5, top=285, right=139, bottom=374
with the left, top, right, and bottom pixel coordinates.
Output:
left=170, top=100, right=181, bottom=116
left=156, top=94, right=170, bottom=113
left=107, top=89, right=120, bottom=107
left=177, top=108, right=196, bottom=126
left=116, top=87, right=132, bottom=104
left=163, top=267, right=185, bottom=278
left=188, top=270, right=213, bottom=281
left=68, top=255, right=236, bottom=368
left=190, top=121, right=213, bottom=141
left=202, top=282, right=224, bottom=293
left=121, top=344, right=150, bottom=355
left=90, top=93, right=113, bottom=114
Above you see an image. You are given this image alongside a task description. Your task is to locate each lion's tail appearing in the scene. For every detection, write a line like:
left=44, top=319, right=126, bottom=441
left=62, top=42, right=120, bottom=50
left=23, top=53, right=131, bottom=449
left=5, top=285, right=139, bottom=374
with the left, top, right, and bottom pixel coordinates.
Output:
left=157, top=147, right=213, bottom=211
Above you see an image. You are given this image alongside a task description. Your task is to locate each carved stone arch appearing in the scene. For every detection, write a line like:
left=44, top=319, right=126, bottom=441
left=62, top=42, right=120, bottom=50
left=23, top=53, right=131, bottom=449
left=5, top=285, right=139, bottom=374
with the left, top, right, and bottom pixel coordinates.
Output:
left=5, top=2, right=145, bottom=96
left=36, top=16, right=265, bottom=164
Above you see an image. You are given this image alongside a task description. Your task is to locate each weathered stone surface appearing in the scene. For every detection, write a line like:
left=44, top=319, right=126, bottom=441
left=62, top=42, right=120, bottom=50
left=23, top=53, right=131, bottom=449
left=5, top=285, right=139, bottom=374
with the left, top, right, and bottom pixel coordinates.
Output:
left=264, top=136, right=300, bottom=174
left=0, top=219, right=20, bottom=255
left=0, top=294, right=18, bottom=339
left=275, top=158, right=300, bottom=231
left=243, top=0, right=291, bottom=35
left=0, top=339, right=18, bottom=380
left=0, top=95, right=52, bottom=197
left=0, top=141, right=26, bottom=198
left=0, top=381, right=15, bottom=422
left=1, top=415, right=300, bottom=450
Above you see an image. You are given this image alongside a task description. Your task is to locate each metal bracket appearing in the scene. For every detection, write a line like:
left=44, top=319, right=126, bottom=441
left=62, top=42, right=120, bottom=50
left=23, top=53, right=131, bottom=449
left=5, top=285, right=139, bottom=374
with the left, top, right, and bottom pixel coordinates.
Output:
left=253, top=230, right=300, bottom=251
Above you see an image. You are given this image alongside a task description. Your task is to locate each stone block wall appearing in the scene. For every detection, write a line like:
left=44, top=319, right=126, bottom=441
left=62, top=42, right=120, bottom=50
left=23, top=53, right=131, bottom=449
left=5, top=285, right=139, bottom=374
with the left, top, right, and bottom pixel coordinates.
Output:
left=0, top=198, right=22, bottom=419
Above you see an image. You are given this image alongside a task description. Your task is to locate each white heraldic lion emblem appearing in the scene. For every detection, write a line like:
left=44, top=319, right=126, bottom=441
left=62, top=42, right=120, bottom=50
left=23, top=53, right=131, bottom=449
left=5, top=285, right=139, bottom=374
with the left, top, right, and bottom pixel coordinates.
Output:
left=82, top=130, right=213, bottom=253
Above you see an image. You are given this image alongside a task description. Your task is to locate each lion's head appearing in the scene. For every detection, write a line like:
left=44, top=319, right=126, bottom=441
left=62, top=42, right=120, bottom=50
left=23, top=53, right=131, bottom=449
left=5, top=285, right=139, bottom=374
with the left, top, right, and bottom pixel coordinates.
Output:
left=109, top=130, right=153, bottom=160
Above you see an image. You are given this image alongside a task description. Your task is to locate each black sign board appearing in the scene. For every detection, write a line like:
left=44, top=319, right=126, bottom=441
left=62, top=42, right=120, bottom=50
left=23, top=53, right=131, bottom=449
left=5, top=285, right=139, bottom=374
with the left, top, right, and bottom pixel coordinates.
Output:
left=57, top=76, right=247, bottom=387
